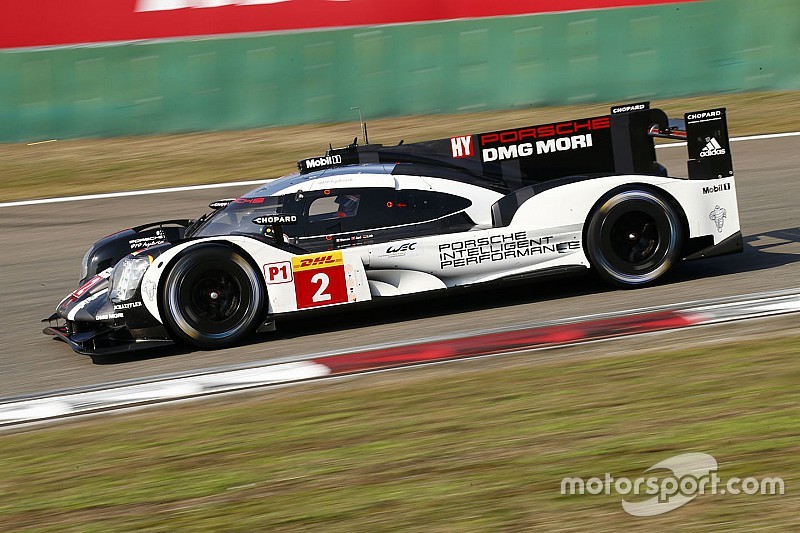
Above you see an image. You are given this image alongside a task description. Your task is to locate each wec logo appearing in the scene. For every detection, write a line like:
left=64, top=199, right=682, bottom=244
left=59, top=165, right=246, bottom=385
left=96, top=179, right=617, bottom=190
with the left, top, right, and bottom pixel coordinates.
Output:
left=386, top=243, right=417, bottom=254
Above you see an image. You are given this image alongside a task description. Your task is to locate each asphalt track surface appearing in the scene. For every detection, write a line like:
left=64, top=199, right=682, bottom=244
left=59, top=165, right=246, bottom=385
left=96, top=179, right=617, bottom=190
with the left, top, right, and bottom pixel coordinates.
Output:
left=1, top=136, right=798, bottom=398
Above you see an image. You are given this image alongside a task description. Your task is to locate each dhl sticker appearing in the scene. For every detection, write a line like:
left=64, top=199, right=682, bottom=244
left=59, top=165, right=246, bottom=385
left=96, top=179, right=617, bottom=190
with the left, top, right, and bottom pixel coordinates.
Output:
left=292, top=251, right=344, bottom=272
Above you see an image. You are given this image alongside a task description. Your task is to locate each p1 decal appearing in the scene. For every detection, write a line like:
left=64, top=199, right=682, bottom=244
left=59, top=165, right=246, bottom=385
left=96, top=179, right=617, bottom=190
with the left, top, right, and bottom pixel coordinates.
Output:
left=264, top=261, right=293, bottom=284
left=292, top=252, right=348, bottom=309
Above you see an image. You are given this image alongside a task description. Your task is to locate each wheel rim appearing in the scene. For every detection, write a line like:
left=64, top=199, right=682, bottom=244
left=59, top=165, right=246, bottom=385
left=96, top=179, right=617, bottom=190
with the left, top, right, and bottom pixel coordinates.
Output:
left=608, top=210, right=661, bottom=266
left=181, top=268, right=247, bottom=335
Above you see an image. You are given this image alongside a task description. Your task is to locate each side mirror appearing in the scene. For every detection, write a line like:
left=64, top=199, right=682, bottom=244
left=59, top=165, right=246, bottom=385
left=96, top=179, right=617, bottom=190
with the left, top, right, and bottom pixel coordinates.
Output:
left=209, top=199, right=235, bottom=210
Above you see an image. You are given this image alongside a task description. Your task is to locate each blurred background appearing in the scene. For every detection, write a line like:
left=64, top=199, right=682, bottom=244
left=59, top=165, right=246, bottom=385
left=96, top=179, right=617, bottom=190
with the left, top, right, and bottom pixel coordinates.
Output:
left=1, top=0, right=798, bottom=143
left=2, top=4, right=799, bottom=530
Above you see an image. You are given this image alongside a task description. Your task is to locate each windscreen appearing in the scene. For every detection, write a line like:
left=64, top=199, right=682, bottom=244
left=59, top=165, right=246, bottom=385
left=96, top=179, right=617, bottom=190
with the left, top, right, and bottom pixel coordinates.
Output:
left=192, top=196, right=293, bottom=238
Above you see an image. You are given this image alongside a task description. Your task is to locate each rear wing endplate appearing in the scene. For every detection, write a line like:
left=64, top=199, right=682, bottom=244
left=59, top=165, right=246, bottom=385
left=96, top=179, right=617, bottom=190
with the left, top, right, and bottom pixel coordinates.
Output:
left=683, top=108, right=734, bottom=180
left=646, top=107, right=734, bottom=179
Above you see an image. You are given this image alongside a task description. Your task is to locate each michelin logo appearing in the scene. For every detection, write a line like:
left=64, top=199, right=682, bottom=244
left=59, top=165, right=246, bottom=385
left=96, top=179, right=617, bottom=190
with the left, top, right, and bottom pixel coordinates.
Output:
left=700, top=137, right=726, bottom=158
left=709, top=205, right=727, bottom=232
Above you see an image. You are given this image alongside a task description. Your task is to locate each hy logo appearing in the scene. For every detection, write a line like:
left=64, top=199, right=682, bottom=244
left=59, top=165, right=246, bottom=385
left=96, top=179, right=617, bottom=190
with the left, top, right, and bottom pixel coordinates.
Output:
left=700, top=137, right=726, bottom=157
left=709, top=205, right=727, bottom=232
left=450, top=136, right=473, bottom=158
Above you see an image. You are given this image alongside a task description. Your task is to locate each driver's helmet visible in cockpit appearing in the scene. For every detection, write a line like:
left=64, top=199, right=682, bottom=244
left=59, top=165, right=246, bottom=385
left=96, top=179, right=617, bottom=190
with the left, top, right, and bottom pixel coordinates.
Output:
left=335, top=194, right=360, bottom=218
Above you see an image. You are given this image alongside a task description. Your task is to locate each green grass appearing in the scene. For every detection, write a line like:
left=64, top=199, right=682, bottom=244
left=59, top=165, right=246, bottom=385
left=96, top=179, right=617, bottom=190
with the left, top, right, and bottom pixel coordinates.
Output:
left=1, top=334, right=798, bottom=531
left=1, top=91, right=798, bottom=202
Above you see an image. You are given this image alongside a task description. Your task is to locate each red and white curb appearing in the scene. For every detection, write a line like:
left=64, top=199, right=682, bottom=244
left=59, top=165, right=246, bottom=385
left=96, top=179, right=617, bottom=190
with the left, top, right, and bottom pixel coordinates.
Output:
left=2, top=289, right=799, bottom=428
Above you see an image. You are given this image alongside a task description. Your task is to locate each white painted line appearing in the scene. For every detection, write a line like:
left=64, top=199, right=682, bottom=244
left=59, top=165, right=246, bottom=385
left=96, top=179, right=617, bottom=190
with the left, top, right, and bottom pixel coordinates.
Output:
left=689, top=293, right=800, bottom=324
left=654, top=141, right=687, bottom=148
left=2, top=131, right=799, bottom=209
left=0, top=179, right=271, bottom=209
left=655, top=130, right=800, bottom=150
left=730, top=131, right=800, bottom=142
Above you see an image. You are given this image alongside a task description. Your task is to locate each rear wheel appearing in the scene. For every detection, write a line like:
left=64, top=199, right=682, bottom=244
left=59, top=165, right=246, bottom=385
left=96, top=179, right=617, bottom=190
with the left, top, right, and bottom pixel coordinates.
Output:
left=586, top=189, right=683, bottom=288
left=161, top=245, right=264, bottom=349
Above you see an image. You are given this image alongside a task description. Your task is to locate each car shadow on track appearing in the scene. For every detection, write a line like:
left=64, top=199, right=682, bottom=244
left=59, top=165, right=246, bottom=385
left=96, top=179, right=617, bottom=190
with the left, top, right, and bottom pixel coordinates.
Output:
left=90, top=226, right=799, bottom=365
left=673, top=226, right=800, bottom=282
left=90, top=272, right=612, bottom=365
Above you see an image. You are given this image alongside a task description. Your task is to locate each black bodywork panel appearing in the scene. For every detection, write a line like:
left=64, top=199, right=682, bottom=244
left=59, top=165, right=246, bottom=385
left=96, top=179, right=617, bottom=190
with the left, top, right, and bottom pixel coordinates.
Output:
left=80, top=220, right=189, bottom=284
left=297, top=105, right=729, bottom=189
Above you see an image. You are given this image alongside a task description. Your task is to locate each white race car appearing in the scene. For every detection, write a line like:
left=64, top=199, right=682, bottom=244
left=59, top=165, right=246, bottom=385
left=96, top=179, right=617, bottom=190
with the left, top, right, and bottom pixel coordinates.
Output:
left=44, top=103, right=742, bottom=354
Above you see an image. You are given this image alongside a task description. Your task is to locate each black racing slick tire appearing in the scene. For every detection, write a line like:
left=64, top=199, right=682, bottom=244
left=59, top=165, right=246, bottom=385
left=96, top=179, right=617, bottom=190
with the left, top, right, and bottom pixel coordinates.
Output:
left=586, top=189, right=683, bottom=288
left=161, top=245, right=264, bottom=349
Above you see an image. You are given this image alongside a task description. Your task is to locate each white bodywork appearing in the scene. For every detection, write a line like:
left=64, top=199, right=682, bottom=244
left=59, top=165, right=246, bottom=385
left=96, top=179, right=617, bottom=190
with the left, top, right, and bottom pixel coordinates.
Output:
left=139, top=169, right=740, bottom=323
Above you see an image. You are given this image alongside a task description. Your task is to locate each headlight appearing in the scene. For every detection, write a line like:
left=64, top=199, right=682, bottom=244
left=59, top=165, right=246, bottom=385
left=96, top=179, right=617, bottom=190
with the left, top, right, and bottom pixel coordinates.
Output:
left=109, top=255, right=151, bottom=303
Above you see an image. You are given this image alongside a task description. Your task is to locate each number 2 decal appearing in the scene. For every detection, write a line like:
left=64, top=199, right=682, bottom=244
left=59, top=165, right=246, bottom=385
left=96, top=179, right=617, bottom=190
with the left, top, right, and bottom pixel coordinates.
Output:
left=292, top=252, right=349, bottom=309
left=311, top=272, right=332, bottom=303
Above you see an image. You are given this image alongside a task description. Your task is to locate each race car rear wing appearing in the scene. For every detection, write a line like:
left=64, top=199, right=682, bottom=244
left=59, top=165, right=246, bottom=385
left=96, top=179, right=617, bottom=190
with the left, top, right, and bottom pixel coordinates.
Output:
left=298, top=103, right=733, bottom=188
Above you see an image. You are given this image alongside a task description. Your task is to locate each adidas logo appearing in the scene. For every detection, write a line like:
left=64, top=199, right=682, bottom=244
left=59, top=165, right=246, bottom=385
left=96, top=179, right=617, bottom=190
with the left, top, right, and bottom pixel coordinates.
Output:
left=700, top=137, right=726, bottom=157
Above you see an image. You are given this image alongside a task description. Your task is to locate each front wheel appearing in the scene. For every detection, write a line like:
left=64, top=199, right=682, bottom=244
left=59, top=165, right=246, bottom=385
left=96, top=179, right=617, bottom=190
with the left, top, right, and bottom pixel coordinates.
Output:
left=161, top=245, right=264, bottom=349
left=586, top=189, right=683, bottom=288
